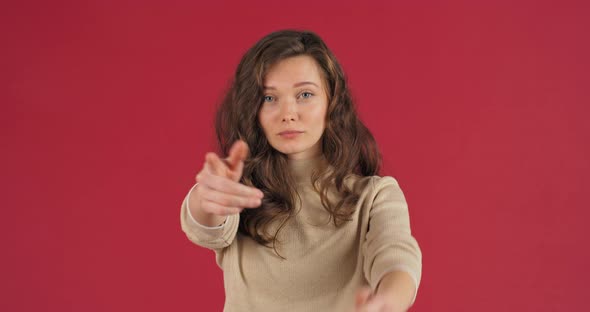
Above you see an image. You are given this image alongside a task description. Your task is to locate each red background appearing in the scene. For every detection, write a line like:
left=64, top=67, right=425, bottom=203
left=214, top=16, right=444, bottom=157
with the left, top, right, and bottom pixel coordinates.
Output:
left=2, top=0, right=589, bottom=311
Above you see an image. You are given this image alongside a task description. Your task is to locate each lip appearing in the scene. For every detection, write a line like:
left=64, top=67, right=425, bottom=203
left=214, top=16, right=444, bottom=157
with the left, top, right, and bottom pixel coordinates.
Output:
left=278, top=130, right=304, bottom=139
left=278, top=130, right=304, bottom=135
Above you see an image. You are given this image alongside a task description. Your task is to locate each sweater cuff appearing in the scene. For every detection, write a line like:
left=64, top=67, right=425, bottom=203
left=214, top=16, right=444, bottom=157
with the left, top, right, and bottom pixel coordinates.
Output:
left=181, top=183, right=239, bottom=250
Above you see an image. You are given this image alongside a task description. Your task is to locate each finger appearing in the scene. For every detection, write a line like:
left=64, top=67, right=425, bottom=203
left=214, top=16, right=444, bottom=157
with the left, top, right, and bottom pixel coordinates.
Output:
left=199, top=199, right=242, bottom=216
left=227, top=140, right=249, bottom=169
left=201, top=186, right=262, bottom=209
left=227, top=159, right=244, bottom=182
left=198, top=171, right=263, bottom=199
left=196, top=162, right=212, bottom=182
left=206, top=152, right=230, bottom=177
left=355, top=288, right=372, bottom=308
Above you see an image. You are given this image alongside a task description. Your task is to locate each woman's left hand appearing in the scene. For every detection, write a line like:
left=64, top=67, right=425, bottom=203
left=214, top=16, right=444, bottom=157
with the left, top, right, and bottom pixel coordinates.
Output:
left=353, top=287, right=405, bottom=312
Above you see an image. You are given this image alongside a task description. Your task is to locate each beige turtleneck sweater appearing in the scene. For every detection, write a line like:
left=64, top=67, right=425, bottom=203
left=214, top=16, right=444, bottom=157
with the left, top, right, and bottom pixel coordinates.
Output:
left=180, top=156, right=422, bottom=311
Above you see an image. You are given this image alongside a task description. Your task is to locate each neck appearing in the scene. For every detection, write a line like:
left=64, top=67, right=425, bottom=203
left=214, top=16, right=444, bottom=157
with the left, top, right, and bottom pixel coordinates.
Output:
left=287, top=154, right=328, bottom=185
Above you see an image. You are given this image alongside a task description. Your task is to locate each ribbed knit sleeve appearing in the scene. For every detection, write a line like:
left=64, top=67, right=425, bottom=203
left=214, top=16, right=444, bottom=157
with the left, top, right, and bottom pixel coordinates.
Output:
left=362, top=176, right=422, bottom=303
left=179, top=186, right=240, bottom=251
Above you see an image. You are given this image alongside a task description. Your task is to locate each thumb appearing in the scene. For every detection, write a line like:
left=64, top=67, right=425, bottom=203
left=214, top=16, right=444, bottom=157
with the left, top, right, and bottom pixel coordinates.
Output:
left=227, top=140, right=249, bottom=170
left=227, top=158, right=244, bottom=182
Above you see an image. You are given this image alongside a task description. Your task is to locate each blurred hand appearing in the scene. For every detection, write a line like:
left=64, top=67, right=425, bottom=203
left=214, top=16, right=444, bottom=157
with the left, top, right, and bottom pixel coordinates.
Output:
left=191, top=140, right=264, bottom=217
left=353, top=287, right=401, bottom=312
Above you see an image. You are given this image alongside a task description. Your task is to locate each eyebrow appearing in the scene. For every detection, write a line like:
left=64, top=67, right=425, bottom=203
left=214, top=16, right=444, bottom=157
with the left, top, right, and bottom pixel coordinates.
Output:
left=263, top=81, right=320, bottom=90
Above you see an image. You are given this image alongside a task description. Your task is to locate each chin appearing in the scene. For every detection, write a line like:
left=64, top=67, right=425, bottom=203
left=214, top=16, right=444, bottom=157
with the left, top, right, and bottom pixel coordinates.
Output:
left=272, top=142, right=306, bottom=155
left=277, top=147, right=303, bottom=155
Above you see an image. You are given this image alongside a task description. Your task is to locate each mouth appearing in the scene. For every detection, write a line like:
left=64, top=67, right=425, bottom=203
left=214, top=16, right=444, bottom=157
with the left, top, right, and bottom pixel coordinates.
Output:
left=278, top=130, right=304, bottom=138
left=278, top=130, right=304, bottom=135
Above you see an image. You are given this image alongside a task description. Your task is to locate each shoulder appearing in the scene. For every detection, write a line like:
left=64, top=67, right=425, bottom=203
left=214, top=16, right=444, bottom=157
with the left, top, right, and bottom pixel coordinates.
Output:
left=364, top=176, right=408, bottom=210
left=369, top=175, right=400, bottom=188
left=344, top=174, right=404, bottom=200
left=352, top=175, right=401, bottom=192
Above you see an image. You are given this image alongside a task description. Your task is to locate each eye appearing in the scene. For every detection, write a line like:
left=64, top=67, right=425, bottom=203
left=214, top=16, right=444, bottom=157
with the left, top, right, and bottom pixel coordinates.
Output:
left=300, top=92, right=313, bottom=99
left=263, top=95, right=274, bottom=102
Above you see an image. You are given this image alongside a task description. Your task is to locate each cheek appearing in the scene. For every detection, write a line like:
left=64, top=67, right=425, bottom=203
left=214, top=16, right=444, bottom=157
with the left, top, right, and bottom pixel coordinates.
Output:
left=310, top=105, right=328, bottom=126
left=258, top=114, right=274, bottom=139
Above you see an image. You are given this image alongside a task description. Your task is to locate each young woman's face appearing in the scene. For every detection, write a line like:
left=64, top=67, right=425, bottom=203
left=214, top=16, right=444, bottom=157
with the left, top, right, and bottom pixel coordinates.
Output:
left=258, top=55, right=329, bottom=160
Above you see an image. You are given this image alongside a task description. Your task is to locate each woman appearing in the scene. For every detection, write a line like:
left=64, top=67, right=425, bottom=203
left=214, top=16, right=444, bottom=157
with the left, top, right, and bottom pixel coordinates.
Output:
left=180, top=30, right=422, bottom=312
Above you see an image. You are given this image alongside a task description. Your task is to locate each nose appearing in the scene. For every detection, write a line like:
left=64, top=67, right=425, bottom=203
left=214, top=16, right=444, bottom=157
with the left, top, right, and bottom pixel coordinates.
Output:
left=280, top=98, right=298, bottom=122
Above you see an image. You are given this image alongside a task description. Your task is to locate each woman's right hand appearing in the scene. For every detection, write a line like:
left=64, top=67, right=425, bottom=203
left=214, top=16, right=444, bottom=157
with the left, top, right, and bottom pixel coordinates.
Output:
left=188, top=140, right=264, bottom=227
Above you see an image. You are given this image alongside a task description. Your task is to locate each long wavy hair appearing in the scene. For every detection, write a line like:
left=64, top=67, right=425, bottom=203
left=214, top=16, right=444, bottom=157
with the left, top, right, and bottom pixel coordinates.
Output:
left=215, top=30, right=381, bottom=253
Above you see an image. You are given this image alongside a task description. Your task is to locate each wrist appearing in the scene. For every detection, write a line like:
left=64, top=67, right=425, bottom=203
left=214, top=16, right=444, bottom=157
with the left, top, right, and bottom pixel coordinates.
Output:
left=186, top=183, right=226, bottom=227
left=376, top=271, right=416, bottom=311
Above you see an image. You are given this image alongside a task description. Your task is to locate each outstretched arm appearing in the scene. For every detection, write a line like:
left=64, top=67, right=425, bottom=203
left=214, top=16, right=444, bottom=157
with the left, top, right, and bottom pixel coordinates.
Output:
left=353, top=271, right=415, bottom=312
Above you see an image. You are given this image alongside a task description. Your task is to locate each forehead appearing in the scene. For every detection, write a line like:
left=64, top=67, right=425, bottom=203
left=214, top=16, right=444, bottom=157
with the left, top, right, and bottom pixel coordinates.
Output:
left=263, top=55, right=323, bottom=88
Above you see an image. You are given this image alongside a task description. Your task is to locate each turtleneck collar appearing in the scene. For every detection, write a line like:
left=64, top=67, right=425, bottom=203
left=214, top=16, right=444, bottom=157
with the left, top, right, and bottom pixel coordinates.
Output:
left=287, top=154, right=329, bottom=186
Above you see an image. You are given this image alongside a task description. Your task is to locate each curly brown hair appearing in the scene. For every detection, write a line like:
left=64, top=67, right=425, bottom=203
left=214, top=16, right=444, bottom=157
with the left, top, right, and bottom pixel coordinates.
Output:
left=215, top=30, right=381, bottom=253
